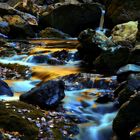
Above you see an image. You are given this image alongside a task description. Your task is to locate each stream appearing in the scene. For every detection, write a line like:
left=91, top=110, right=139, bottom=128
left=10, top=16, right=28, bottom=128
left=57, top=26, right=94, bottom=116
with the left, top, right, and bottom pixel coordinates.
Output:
left=0, top=38, right=117, bottom=140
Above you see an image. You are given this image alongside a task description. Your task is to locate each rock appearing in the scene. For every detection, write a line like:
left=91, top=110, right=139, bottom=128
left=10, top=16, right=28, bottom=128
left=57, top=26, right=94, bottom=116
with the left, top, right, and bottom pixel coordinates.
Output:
left=77, top=29, right=103, bottom=64
left=0, top=20, right=10, bottom=35
left=20, top=80, right=65, bottom=108
left=39, top=3, right=102, bottom=36
left=26, top=55, right=50, bottom=63
left=26, top=55, right=65, bottom=65
left=106, top=0, right=140, bottom=24
left=117, top=64, right=140, bottom=75
left=0, top=3, right=38, bottom=25
left=52, top=50, right=78, bottom=62
left=130, top=124, right=140, bottom=140
left=113, top=92, right=140, bottom=140
left=15, top=0, right=47, bottom=16
left=93, top=47, right=130, bottom=74
left=115, top=73, right=140, bottom=106
left=95, top=93, right=113, bottom=103
left=47, top=57, right=65, bottom=65
left=128, top=43, right=140, bottom=64
left=60, top=73, right=116, bottom=90
left=0, top=32, right=8, bottom=38
left=2, top=15, right=35, bottom=38
left=39, top=27, right=71, bottom=39
left=117, top=64, right=140, bottom=82
left=0, top=79, right=13, bottom=96
left=111, top=21, right=138, bottom=45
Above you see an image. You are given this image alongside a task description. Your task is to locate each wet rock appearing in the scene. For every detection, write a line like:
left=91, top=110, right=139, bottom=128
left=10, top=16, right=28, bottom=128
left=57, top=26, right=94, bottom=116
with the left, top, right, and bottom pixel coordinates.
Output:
left=26, top=55, right=65, bottom=65
left=95, top=93, right=113, bottom=103
left=61, top=73, right=116, bottom=90
left=47, top=57, right=65, bottom=65
left=117, top=64, right=140, bottom=82
left=52, top=50, right=69, bottom=61
left=0, top=32, right=8, bottom=38
left=93, top=47, right=130, bottom=74
left=20, top=80, right=65, bottom=108
left=0, top=19, right=10, bottom=35
left=26, top=55, right=50, bottom=63
left=39, top=3, right=101, bottom=36
left=77, top=29, right=103, bottom=64
left=128, top=43, right=140, bottom=64
left=113, top=92, right=140, bottom=140
left=0, top=79, right=13, bottom=96
left=52, top=50, right=78, bottom=62
left=115, top=73, right=140, bottom=106
left=64, top=114, right=88, bottom=123
left=39, top=27, right=71, bottom=39
left=111, top=21, right=138, bottom=45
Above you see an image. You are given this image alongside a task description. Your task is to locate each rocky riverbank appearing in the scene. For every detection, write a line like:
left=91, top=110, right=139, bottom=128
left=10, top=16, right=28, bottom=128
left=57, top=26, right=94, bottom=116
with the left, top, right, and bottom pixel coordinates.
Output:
left=0, top=0, right=140, bottom=140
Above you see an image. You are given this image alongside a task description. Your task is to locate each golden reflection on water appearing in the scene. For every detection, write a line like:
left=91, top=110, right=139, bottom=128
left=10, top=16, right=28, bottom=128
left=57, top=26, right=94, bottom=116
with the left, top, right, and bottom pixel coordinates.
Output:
left=30, top=46, right=76, bottom=55
left=31, top=65, right=80, bottom=81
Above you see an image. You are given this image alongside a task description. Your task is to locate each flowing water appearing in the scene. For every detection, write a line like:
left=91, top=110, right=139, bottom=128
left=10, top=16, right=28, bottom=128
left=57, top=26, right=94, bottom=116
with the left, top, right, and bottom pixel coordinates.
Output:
left=0, top=38, right=117, bottom=140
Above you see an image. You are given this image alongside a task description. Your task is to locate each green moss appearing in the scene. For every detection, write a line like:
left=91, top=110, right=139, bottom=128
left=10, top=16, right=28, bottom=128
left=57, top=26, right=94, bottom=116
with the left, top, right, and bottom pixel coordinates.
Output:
left=0, top=101, right=39, bottom=140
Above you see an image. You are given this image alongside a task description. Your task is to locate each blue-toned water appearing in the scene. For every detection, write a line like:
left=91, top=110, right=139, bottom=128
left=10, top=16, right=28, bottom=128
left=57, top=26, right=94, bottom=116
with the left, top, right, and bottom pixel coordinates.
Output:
left=0, top=39, right=117, bottom=140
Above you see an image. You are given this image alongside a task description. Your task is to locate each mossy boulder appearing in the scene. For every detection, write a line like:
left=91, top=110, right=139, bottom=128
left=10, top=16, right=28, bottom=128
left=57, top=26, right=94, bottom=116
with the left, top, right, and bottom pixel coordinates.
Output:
left=0, top=101, right=79, bottom=140
left=0, top=101, right=42, bottom=139
left=111, top=21, right=138, bottom=45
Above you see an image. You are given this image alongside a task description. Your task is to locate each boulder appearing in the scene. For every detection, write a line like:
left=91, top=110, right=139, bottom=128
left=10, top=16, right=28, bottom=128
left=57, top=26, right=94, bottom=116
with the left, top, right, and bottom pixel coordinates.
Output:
left=2, top=15, right=35, bottom=38
left=115, top=73, right=140, bottom=106
left=39, top=3, right=102, bottom=36
left=0, top=19, right=10, bottom=35
left=113, top=92, right=140, bottom=140
left=117, top=64, right=140, bottom=82
left=130, top=124, right=140, bottom=140
left=111, top=21, right=138, bottom=45
left=93, top=47, right=130, bottom=74
left=77, top=29, right=104, bottom=65
left=39, top=27, right=71, bottom=39
left=20, top=80, right=65, bottom=108
left=0, top=79, right=13, bottom=96
left=128, top=43, right=140, bottom=64
left=106, top=0, right=140, bottom=24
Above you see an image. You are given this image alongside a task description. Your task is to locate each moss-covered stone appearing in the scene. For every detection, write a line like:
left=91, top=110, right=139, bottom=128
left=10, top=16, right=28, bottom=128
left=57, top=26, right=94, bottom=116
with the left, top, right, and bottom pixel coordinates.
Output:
left=0, top=101, right=79, bottom=140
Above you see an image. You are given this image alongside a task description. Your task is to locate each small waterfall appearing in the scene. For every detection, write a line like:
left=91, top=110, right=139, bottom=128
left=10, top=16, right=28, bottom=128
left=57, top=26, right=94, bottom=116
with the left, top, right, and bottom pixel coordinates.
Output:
left=96, top=6, right=106, bottom=34
left=99, top=8, right=105, bottom=31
